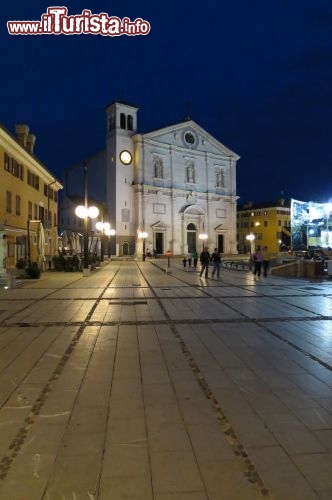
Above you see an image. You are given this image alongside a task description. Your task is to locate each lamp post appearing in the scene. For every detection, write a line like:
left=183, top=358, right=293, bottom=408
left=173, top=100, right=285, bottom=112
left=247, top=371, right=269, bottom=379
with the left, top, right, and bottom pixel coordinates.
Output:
left=96, top=222, right=115, bottom=261
left=138, top=231, right=148, bottom=261
left=198, top=232, right=208, bottom=251
left=96, top=221, right=109, bottom=262
left=246, top=233, right=255, bottom=256
left=75, top=163, right=99, bottom=275
left=105, top=228, right=116, bottom=258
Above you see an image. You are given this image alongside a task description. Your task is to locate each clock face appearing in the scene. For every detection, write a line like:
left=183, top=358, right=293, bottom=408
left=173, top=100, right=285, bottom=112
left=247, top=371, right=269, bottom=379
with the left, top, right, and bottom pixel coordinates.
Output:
left=119, top=150, right=132, bottom=165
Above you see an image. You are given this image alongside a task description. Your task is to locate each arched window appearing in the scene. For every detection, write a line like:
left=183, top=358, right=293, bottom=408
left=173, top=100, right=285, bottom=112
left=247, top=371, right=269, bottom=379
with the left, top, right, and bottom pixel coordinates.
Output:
left=187, top=223, right=196, bottom=230
left=127, top=115, right=133, bottom=131
left=120, top=113, right=126, bottom=129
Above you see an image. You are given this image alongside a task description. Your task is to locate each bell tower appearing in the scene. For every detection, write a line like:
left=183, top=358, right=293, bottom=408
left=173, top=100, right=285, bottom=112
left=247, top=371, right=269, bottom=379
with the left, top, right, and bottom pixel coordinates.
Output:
left=105, top=101, right=139, bottom=255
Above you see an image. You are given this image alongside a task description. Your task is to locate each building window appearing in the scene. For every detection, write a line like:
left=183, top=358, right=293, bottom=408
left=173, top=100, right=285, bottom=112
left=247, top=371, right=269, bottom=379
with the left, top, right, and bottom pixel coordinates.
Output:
left=27, top=170, right=40, bottom=190
left=120, top=113, right=126, bottom=129
left=28, top=201, right=32, bottom=219
left=4, top=153, right=24, bottom=180
left=264, top=221, right=268, bottom=227
left=153, top=155, right=163, bottom=178
left=18, top=163, right=24, bottom=180
left=127, top=115, right=133, bottom=130
left=4, top=152, right=9, bottom=171
left=216, top=169, right=224, bottom=187
left=184, top=132, right=195, bottom=144
left=15, top=195, right=21, bottom=216
left=6, top=191, right=12, bottom=213
left=34, top=203, right=38, bottom=219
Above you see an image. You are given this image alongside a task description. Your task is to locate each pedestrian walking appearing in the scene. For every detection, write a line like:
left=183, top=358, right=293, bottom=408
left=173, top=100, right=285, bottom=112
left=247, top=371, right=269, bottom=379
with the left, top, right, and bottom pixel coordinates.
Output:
left=188, top=252, right=193, bottom=268
left=211, top=248, right=222, bottom=278
left=252, top=245, right=264, bottom=279
left=182, top=256, right=187, bottom=268
left=193, top=251, right=198, bottom=270
left=199, top=248, right=211, bottom=278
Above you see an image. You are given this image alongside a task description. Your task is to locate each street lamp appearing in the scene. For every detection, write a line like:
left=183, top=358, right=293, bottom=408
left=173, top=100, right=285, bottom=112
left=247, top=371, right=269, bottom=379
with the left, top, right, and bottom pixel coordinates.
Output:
left=198, top=232, right=208, bottom=251
left=246, top=233, right=255, bottom=256
left=105, top=228, right=116, bottom=258
left=138, top=231, right=148, bottom=261
left=75, top=163, right=99, bottom=275
left=96, top=222, right=115, bottom=261
left=96, top=221, right=110, bottom=262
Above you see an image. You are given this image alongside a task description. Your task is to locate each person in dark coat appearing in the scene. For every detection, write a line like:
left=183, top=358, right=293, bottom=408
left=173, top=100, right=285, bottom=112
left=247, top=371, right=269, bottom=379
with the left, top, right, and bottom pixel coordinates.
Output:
left=199, top=248, right=211, bottom=278
left=211, top=248, right=222, bottom=278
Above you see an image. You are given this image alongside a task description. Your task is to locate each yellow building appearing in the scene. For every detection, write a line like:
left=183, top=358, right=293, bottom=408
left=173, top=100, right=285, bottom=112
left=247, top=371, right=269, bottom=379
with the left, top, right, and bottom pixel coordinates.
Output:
left=0, top=123, right=63, bottom=274
left=237, top=199, right=291, bottom=255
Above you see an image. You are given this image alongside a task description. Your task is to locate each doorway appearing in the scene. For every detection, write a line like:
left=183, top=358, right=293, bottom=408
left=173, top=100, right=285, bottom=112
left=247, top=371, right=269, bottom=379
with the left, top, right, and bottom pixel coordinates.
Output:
left=218, top=234, right=224, bottom=253
left=155, top=233, right=163, bottom=254
left=122, top=242, right=129, bottom=255
left=187, top=223, right=197, bottom=252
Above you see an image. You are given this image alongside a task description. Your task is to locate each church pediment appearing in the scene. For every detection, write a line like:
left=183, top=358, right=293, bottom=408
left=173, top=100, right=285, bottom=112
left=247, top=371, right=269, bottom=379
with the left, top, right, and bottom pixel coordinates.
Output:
left=180, top=204, right=205, bottom=215
left=150, top=220, right=166, bottom=229
left=139, top=120, right=239, bottom=159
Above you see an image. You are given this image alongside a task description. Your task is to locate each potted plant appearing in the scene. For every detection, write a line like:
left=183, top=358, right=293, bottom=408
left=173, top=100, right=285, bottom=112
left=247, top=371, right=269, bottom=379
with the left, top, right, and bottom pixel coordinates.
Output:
left=26, top=262, right=41, bottom=279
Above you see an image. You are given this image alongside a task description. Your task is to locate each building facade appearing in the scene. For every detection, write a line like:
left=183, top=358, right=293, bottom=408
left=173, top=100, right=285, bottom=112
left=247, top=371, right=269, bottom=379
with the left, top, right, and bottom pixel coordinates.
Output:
left=61, top=101, right=240, bottom=257
left=237, top=199, right=291, bottom=254
left=0, top=124, right=63, bottom=275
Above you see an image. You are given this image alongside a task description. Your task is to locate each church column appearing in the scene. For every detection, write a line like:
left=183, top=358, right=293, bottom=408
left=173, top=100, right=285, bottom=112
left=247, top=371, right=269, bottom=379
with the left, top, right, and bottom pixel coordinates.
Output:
left=170, top=146, right=175, bottom=252
left=205, top=152, right=211, bottom=245
left=182, top=213, right=187, bottom=254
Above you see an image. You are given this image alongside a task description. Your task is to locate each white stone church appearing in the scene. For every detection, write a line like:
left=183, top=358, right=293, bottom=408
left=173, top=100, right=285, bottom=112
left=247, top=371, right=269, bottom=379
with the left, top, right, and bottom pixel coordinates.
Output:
left=61, top=101, right=240, bottom=257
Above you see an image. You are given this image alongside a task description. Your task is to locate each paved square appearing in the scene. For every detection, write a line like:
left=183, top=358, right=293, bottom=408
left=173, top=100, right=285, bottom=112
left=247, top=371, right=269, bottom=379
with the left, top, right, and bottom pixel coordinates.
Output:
left=0, top=259, right=331, bottom=499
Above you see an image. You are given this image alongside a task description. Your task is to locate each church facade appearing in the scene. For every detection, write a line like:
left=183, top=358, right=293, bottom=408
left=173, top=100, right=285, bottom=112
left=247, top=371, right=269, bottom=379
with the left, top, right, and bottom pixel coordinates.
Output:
left=62, top=101, right=240, bottom=257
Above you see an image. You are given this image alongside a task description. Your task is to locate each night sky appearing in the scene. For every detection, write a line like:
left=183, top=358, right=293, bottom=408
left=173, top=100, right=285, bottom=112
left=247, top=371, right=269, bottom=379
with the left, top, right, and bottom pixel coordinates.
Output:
left=2, top=1, right=332, bottom=204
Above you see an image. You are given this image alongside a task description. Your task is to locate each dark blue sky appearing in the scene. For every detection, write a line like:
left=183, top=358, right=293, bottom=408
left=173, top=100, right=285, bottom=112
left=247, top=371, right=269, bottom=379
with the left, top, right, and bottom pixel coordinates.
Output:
left=2, top=0, right=332, bottom=203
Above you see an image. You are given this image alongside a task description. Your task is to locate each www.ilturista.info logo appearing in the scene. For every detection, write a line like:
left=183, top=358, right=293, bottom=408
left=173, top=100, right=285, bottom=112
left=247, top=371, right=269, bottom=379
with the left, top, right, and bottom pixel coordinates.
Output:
left=7, top=6, right=151, bottom=36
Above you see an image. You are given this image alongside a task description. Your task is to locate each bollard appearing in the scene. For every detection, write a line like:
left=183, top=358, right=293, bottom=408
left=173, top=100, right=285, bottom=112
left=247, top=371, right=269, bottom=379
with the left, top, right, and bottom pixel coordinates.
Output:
left=7, top=272, right=16, bottom=289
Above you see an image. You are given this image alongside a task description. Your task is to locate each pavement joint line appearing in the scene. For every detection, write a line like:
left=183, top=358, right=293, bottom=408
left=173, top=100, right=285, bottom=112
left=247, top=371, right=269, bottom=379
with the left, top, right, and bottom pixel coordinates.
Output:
left=137, top=263, right=272, bottom=499
left=170, top=323, right=272, bottom=499
left=3, top=314, right=332, bottom=329
left=148, top=263, right=332, bottom=320
left=257, top=321, right=332, bottom=372
left=0, top=269, right=119, bottom=481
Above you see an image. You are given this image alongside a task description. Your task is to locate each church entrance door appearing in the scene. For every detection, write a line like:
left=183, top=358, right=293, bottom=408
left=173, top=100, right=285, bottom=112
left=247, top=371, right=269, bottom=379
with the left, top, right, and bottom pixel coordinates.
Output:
left=155, top=233, right=163, bottom=254
left=186, top=223, right=197, bottom=252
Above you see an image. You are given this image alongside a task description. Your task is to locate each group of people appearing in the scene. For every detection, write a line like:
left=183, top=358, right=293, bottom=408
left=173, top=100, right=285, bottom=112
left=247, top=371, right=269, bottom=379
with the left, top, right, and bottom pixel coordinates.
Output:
left=251, top=245, right=270, bottom=278
left=182, top=245, right=271, bottom=280
left=183, top=248, right=222, bottom=279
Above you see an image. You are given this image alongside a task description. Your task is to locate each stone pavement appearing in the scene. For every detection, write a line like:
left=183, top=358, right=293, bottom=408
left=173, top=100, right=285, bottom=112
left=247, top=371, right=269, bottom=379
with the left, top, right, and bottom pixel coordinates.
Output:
left=0, top=259, right=331, bottom=500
